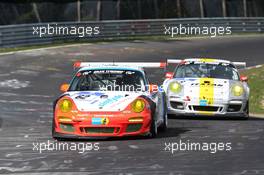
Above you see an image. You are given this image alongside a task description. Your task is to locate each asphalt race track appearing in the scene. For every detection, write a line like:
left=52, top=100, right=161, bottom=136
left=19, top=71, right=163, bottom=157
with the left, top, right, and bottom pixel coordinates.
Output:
left=0, top=36, right=264, bottom=174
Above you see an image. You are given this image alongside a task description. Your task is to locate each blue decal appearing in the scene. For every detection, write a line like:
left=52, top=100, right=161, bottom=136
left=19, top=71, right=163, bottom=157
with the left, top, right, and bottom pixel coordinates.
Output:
left=99, top=95, right=123, bottom=107
left=158, top=85, right=164, bottom=92
left=199, top=99, right=208, bottom=106
left=92, top=118, right=102, bottom=125
left=75, top=92, right=105, bottom=100
left=187, top=78, right=196, bottom=81
left=174, top=78, right=185, bottom=80
left=94, top=92, right=105, bottom=96
left=76, top=92, right=105, bottom=96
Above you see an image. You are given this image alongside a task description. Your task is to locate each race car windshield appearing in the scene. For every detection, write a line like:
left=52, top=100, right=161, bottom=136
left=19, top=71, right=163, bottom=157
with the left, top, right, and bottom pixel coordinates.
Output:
left=69, top=69, right=147, bottom=92
left=174, top=63, right=240, bottom=80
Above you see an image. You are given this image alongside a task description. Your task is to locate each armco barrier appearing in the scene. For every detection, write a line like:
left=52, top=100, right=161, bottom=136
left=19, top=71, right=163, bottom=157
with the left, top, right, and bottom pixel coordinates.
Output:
left=0, top=17, right=263, bottom=48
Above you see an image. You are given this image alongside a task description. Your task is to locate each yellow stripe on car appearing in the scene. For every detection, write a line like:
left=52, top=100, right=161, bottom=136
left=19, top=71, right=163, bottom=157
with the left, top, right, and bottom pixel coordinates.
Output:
left=198, top=111, right=215, bottom=115
left=200, top=58, right=216, bottom=63
left=199, top=78, right=214, bottom=115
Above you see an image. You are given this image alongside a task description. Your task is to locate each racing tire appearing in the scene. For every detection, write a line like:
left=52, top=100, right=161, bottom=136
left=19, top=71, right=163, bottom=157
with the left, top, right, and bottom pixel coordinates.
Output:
left=159, top=113, right=168, bottom=132
left=159, top=93, right=168, bottom=132
left=149, top=118, right=158, bottom=138
left=242, top=101, right=249, bottom=120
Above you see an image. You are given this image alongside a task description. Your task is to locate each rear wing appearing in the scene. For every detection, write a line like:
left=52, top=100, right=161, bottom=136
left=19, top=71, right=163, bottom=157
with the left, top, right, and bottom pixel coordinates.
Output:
left=167, top=59, right=182, bottom=64
left=167, top=59, right=247, bottom=69
left=233, top=62, right=246, bottom=69
left=73, top=61, right=167, bottom=70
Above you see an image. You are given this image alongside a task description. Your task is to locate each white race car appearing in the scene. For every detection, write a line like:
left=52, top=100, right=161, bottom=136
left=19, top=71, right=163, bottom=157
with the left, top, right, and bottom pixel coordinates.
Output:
left=163, top=58, right=249, bottom=119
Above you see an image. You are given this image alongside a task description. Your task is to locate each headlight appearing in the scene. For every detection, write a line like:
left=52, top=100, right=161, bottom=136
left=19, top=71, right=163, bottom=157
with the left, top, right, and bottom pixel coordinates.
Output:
left=132, top=99, right=145, bottom=113
left=59, top=99, right=72, bottom=113
left=169, top=82, right=182, bottom=94
left=58, top=116, right=73, bottom=122
left=231, top=85, right=244, bottom=96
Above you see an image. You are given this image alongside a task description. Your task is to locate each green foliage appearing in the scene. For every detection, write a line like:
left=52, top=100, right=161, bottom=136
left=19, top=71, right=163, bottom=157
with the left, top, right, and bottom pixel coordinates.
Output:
left=240, top=66, right=264, bottom=114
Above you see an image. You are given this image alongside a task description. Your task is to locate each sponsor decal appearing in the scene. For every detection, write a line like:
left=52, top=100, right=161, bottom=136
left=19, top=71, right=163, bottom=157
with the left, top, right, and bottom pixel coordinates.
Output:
left=109, top=96, right=135, bottom=108
left=99, top=95, right=123, bottom=107
left=75, top=92, right=105, bottom=100
left=75, top=92, right=105, bottom=96
left=199, top=78, right=214, bottom=114
left=187, top=78, right=196, bottom=81
left=199, top=99, right=208, bottom=106
left=101, top=118, right=109, bottom=125
left=91, top=118, right=109, bottom=125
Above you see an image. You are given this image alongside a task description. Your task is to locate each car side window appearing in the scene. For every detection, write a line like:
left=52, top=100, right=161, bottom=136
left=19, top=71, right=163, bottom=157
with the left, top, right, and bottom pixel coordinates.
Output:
left=174, top=66, right=183, bottom=78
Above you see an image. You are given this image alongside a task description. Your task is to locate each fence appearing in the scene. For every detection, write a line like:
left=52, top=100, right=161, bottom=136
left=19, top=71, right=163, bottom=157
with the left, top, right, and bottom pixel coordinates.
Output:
left=0, top=17, right=263, bottom=47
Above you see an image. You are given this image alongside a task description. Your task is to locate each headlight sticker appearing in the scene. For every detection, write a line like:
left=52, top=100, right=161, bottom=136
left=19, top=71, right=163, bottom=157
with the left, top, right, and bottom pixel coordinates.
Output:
left=169, top=81, right=182, bottom=94
left=231, top=84, right=244, bottom=96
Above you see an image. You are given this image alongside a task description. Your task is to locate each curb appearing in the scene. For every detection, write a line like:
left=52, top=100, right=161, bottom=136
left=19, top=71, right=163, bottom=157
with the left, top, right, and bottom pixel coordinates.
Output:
left=244, top=64, right=263, bottom=70
left=249, top=113, right=264, bottom=119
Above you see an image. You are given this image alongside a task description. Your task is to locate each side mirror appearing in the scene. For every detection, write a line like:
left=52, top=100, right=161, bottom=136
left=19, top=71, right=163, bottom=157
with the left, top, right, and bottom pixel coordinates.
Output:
left=165, top=72, right=173, bottom=79
left=240, top=75, right=248, bottom=82
left=149, top=84, right=158, bottom=93
left=60, top=83, right=70, bottom=92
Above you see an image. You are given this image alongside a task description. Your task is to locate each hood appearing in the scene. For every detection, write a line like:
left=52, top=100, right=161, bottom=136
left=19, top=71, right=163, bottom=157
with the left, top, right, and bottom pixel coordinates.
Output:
left=165, top=78, right=231, bottom=104
left=182, top=78, right=229, bottom=104
left=67, top=91, right=143, bottom=112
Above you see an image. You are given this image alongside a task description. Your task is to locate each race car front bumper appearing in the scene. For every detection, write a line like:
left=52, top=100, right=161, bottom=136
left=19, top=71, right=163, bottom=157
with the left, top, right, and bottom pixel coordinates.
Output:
left=53, top=112, right=152, bottom=138
left=167, top=99, right=248, bottom=118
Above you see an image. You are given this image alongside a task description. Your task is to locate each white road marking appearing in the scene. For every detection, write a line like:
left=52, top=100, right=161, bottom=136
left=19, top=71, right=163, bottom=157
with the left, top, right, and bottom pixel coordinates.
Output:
left=107, top=145, right=118, bottom=151
left=0, top=43, right=93, bottom=56
left=5, top=152, right=22, bottom=158
left=0, top=79, right=30, bottom=89
left=128, top=145, right=139, bottom=149
left=0, top=166, right=32, bottom=172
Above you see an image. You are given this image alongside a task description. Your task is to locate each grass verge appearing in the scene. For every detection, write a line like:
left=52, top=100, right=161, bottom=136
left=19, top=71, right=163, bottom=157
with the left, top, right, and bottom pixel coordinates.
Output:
left=0, top=35, right=168, bottom=53
left=240, top=65, right=264, bottom=114
left=1, top=33, right=264, bottom=54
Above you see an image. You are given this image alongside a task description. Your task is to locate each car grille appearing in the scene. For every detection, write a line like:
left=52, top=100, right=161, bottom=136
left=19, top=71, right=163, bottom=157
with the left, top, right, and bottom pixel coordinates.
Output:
left=126, top=124, right=142, bottom=133
left=192, top=106, right=220, bottom=112
left=80, top=127, right=116, bottom=134
left=170, top=101, right=184, bottom=110
left=227, top=104, right=242, bottom=112
left=60, top=123, right=74, bottom=132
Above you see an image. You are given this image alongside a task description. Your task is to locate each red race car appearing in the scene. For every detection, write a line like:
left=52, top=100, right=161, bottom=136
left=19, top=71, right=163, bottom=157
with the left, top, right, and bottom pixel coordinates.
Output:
left=52, top=62, right=167, bottom=139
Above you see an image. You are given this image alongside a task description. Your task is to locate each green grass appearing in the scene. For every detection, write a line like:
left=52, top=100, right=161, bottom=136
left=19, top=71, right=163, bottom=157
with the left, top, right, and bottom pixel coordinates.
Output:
left=240, top=65, right=264, bottom=114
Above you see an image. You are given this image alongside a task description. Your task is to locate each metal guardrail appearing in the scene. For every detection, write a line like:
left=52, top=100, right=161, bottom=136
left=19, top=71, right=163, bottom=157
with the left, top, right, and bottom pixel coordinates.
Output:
left=0, top=17, right=263, bottom=48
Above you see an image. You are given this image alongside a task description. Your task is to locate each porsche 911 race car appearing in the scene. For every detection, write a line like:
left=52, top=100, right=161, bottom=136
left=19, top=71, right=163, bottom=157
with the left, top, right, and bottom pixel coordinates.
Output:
left=163, top=58, right=249, bottom=119
left=52, top=61, right=167, bottom=139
